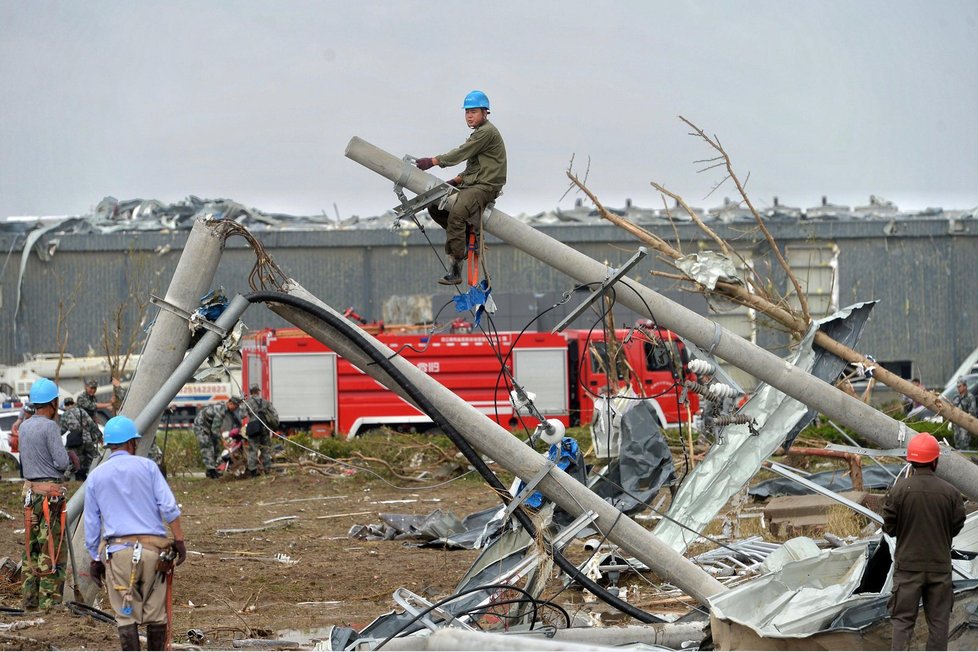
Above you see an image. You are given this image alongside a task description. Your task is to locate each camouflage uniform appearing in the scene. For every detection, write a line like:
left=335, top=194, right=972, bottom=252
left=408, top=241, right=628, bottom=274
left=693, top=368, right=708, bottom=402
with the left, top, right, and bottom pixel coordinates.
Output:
left=59, top=406, right=100, bottom=480
left=952, top=391, right=976, bottom=450
left=243, top=396, right=279, bottom=474
left=22, top=488, right=67, bottom=609
left=76, top=391, right=99, bottom=420
left=193, top=403, right=239, bottom=472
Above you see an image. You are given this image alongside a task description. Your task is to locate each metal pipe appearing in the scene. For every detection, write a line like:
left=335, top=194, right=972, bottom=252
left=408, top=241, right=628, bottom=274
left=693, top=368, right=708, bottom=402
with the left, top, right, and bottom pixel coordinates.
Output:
left=827, top=419, right=898, bottom=480
left=783, top=447, right=864, bottom=491
left=343, top=136, right=978, bottom=502
left=268, top=280, right=727, bottom=605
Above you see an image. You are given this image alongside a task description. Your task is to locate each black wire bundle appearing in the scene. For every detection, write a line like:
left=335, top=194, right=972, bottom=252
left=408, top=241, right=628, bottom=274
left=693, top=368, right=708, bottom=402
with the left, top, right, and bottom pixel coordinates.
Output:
left=244, top=291, right=666, bottom=633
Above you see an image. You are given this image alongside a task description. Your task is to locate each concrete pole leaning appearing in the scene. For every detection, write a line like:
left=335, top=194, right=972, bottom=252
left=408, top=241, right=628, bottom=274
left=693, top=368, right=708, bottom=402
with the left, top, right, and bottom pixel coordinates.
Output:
left=123, top=217, right=227, bottom=457
left=267, top=281, right=728, bottom=605
left=344, top=136, right=978, bottom=501
left=66, top=217, right=226, bottom=603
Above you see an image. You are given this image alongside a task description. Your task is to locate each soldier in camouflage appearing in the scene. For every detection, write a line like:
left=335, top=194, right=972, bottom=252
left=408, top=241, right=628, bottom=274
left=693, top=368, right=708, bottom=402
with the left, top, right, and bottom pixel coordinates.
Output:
left=243, top=385, right=279, bottom=477
left=76, top=379, right=105, bottom=421
left=193, top=396, right=242, bottom=479
left=952, top=379, right=976, bottom=450
left=59, top=397, right=100, bottom=481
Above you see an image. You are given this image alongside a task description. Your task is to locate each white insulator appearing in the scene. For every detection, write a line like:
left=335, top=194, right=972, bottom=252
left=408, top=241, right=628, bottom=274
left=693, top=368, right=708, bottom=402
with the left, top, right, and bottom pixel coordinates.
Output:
left=538, top=418, right=565, bottom=445
left=688, top=359, right=716, bottom=375
left=509, top=388, right=536, bottom=411
left=707, top=382, right=738, bottom=399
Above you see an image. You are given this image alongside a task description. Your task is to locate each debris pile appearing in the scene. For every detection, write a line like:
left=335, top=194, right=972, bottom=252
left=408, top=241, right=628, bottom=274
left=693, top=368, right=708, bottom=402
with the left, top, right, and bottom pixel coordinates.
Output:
left=2, top=194, right=975, bottom=236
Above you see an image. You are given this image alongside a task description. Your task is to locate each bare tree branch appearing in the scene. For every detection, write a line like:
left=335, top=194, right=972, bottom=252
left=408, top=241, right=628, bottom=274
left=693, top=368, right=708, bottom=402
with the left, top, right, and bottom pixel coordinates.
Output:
left=679, top=115, right=812, bottom=323
left=650, top=182, right=732, bottom=257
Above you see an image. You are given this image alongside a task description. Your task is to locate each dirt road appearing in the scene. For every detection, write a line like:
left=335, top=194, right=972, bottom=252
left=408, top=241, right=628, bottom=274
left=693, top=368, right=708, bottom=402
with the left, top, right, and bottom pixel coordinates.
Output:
left=0, top=467, right=508, bottom=649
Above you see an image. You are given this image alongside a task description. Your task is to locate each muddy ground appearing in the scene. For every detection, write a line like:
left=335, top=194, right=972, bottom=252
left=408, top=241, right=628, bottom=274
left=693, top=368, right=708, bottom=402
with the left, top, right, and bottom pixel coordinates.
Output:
left=0, top=456, right=675, bottom=650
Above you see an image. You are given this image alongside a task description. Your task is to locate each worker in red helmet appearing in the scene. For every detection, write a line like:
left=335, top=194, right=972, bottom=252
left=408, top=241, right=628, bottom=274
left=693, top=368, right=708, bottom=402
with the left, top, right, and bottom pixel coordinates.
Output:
left=414, top=90, right=507, bottom=285
left=882, top=433, right=965, bottom=650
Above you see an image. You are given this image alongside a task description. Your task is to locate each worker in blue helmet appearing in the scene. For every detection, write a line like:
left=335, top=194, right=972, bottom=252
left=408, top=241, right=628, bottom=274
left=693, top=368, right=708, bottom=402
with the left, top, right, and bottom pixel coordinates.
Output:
left=415, top=90, right=507, bottom=285
left=85, top=416, right=186, bottom=651
left=18, top=378, right=71, bottom=610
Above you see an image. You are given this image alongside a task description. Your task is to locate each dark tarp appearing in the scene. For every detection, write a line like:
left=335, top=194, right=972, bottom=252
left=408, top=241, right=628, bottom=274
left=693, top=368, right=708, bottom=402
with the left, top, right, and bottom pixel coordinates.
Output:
left=590, top=400, right=676, bottom=514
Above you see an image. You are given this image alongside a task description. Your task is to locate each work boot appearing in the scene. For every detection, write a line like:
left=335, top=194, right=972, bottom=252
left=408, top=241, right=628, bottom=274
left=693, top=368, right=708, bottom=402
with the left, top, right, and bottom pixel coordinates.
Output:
left=118, top=623, right=141, bottom=651
left=248, top=469, right=258, bottom=478
left=438, top=256, right=463, bottom=285
left=146, top=623, right=169, bottom=651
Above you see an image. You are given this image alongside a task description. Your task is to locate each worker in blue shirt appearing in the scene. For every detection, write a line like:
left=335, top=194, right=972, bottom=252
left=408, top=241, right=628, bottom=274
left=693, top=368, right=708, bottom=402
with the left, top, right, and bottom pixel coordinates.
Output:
left=84, top=416, right=186, bottom=651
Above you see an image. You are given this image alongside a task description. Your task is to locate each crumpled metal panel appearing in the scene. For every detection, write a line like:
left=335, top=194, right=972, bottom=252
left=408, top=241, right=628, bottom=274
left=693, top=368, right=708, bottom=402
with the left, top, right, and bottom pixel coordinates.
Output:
left=653, top=302, right=876, bottom=553
left=674, top=251, right=742, bottom=290
left=710, top=544, right=874, bottom=637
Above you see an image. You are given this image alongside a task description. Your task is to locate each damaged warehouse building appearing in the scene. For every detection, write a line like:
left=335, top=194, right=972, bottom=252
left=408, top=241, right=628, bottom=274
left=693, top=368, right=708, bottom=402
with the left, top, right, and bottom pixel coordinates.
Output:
left=2, top=138, right=978, bottom=650
left=2, top=193, right=977, bottom=389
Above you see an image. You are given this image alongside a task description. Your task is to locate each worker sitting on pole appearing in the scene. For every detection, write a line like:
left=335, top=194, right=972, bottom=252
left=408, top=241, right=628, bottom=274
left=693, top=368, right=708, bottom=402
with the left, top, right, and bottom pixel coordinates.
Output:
left=414, top=90, right=507, bottom=285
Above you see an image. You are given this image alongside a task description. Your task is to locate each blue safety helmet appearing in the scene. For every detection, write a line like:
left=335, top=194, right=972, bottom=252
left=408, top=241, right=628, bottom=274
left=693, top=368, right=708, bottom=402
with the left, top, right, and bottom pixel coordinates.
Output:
left=462, top=90, right=490, bottom=111
left=29, top=378, right=59, bottom=405
left=104, top=416, right=141, bottom=445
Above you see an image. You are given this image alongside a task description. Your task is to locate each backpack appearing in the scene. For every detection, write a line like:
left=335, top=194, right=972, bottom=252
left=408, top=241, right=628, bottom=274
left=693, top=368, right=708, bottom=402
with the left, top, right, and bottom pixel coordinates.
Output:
left=65, top=428, right=83, bottom=448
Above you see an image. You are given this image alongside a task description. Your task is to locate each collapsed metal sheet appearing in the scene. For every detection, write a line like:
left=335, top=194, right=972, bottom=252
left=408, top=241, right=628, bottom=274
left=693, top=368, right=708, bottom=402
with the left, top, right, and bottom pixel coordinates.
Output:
left=710, top=544, right=877, bottom=637
left=349, top=506, right=503, bottom=549
left=954, top=512, right=978, bottom=554
left=712, top=576, right=978, bottom=650
left=748, top=463, right=903, bottom=498
left=653, top=302, right=876, bottom=553
left=674, top=251, right=742, bottom=290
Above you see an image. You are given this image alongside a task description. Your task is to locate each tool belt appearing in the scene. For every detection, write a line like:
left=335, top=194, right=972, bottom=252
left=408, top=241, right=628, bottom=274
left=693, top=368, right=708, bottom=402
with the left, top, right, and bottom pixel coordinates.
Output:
left=22, top=480, right=67, bottom=577
left=22, top=480, right=66, bottom=498
left=106, top=535, right=172, bottom=554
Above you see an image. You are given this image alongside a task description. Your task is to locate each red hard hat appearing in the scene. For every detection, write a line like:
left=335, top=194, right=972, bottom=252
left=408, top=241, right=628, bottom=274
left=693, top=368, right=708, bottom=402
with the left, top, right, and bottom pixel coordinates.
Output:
left=906, top=433, right=940, bottom=463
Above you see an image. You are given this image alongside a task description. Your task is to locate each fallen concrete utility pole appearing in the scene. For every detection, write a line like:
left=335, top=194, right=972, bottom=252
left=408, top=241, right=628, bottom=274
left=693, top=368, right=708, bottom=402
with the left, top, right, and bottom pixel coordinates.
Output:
left=266, top=281, right=727, bottom=605
left=66, top=217, right=226, bottom=603
left=123, top=218, right=227, bottom=457
left=370, top=622, right=707, bottom=651
left=344, top=136, right=978, bottom=501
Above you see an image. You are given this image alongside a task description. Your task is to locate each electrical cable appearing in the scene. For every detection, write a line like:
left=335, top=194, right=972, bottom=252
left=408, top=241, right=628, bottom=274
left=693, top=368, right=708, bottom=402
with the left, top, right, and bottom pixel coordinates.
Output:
left=243, top=291, right=666, bottom=626
left=370, top=583, right=569, bottom=650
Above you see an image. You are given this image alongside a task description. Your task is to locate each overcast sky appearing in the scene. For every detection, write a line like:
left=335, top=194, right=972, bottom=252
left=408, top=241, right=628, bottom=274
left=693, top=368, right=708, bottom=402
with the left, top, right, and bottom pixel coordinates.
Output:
left=1, top=1, right=976, bottom=221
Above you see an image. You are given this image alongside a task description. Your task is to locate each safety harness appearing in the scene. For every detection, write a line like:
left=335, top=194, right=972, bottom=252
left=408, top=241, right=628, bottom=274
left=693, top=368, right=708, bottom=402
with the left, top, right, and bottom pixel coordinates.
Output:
left=466, top=231, right=481, bottom=287
left=22, top=481, right=66, bottom=577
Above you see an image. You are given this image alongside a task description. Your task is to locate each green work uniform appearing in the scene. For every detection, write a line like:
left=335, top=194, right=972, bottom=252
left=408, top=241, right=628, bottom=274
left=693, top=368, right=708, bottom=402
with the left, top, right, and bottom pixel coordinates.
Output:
left=429, top=120, right=507, bottom=260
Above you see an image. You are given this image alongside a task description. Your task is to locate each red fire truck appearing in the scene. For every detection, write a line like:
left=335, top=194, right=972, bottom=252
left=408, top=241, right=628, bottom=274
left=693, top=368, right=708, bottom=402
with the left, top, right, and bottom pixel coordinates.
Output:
left=240, top=324, right=697, bottom=438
